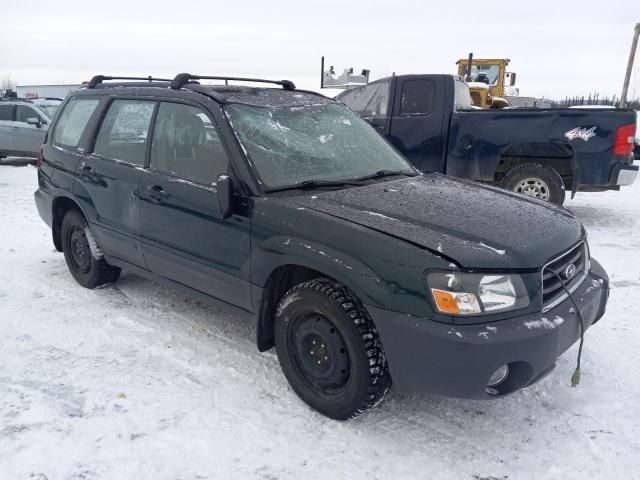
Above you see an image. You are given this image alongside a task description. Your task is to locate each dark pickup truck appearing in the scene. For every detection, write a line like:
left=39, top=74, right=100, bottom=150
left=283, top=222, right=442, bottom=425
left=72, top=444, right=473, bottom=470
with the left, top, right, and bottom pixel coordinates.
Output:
left=336, top=75, right=638, bottom=204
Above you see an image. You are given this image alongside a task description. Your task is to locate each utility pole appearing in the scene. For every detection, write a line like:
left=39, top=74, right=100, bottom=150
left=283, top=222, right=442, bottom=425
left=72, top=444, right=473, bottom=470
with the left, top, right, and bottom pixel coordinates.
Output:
left=620, top=23, right=640, bottom=108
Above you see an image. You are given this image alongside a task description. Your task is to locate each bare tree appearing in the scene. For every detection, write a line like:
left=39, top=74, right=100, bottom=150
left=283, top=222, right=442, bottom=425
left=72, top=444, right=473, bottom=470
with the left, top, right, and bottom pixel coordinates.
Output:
left=1, top=76, right=16, bottom=92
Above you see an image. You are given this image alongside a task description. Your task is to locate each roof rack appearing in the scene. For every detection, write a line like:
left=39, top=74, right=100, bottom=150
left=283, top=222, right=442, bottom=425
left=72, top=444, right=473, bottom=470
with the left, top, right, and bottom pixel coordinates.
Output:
left=86, top=75, right=173, bottom=89
left=0, top=97, right=33, bottom=103
left=170, top=73, right=295, bottom=91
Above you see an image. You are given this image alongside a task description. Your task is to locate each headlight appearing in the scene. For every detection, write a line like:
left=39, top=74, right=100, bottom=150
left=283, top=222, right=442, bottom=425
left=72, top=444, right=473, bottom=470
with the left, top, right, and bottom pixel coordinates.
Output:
left=426, top=272, right=529, bottom=316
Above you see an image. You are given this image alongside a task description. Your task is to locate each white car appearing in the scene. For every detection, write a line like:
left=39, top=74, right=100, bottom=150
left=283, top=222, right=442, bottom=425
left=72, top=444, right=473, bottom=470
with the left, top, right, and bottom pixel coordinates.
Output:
left=0, top=98, right=61, bottom=159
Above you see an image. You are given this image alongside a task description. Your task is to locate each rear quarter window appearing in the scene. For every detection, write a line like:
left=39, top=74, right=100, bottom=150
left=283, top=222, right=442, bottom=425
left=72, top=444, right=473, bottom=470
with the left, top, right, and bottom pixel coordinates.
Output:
left=52, top=98, right=100, bottom=149
left=400, top=80, right=435, bottom=115
left=338, top=80, right=390, bottom=116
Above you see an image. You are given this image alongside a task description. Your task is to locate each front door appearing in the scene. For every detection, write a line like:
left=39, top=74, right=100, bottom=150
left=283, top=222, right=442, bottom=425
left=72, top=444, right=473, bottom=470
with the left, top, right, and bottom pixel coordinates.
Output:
left=13, top=105, right=47, bottom=154
left=139, top=101, right=252, bottom=311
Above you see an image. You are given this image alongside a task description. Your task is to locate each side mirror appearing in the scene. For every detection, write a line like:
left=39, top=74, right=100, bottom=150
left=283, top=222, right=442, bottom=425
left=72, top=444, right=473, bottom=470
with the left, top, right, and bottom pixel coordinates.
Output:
left=26, top=117, right=42, bottom=128
left=509, top=72, right=517, bottom=87
left=217, top=174, right=233, bottom=219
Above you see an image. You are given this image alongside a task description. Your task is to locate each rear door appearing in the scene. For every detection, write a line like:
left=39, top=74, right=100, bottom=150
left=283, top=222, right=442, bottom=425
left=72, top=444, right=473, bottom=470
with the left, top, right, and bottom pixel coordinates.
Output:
left=13, top=104, right=47, bottom=154
left=0, top=104, right=15, bottom=154
left=387, top=76, right=448, bottom=173
left=75, top=98, right=155, bottom=267
left=139, top=101, right=252, bottom=310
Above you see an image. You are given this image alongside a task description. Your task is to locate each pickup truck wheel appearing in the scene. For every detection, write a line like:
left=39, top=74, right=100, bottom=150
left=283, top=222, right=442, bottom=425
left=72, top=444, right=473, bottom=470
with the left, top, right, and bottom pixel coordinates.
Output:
left=274, top=278, right=390, bottom=420
left=501, top=163, right=565, bottom=205
left=61, top=209, right=121, bottom=288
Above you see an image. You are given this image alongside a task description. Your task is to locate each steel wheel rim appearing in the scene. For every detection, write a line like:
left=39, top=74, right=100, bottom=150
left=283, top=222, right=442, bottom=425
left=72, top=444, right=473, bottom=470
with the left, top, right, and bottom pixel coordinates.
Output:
left=287, top=312, right=351, bottom=396
left=69, top=227, right=91, bottom=273
left=514, top=177, right=550, bottom=200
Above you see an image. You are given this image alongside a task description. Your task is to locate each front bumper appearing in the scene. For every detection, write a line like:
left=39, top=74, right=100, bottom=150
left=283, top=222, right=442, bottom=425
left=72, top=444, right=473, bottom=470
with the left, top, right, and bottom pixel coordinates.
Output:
left=367, top=258, right=609, bottom=399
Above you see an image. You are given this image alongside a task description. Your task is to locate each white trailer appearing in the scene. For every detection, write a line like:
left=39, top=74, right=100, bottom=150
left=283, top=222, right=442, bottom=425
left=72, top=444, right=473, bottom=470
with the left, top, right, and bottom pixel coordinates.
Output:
left=15, top=84, right=81, bottom=100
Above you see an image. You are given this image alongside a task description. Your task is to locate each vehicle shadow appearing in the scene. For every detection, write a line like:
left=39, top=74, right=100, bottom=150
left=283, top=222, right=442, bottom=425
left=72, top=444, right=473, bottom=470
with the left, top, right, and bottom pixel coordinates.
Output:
left=0, top=157, right=36, bottom=167
left=108, top=269, right=583, bottom=473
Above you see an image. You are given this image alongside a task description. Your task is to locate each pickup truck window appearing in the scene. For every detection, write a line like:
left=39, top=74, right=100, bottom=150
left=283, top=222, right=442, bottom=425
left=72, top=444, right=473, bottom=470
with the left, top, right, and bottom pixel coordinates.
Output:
left=338, top=79, right=390, bottom=116
left=400, top=80, right=435, bottom=115
left=226, top=102, right=412, bottom=189
left=52, top=98, right=99, bottom=149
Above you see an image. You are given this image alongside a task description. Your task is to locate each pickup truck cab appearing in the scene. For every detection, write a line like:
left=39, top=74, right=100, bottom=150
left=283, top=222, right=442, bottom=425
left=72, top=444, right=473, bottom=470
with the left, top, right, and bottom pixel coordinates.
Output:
left=336, top=75, right=638, bottom=204
left=35, top=74, right=609, bottom=420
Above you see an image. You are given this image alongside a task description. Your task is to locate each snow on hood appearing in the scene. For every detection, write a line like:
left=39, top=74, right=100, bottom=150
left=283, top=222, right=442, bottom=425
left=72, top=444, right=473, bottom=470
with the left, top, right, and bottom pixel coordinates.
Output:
left=292, top=174, right=582, bottom=269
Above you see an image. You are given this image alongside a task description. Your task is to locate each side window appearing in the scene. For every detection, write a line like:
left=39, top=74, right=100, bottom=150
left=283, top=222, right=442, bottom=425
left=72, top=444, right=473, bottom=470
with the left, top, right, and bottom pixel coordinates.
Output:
left=339, top=80, right=390, bottom=116
left=93, top=100, right=155, bottom=165
left=52, top=98, right=100, bottom=148
left=336, top=89, right=356, bottom=107
left=400, top=80, right=435, bottom=115
left=150, top=102, right=229, bottom=185
left=0, top=104, right=14, bottom=121
left=16, top=105, right=40, bottom=123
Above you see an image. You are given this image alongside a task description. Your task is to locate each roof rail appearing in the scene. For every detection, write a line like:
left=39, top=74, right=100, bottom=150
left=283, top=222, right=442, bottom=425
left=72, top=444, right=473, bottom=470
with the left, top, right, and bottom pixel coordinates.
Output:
left=170, top=73, right=295, bottom=91
left=86, top=75, right=173, bottom=89
left=0, top=97, right=34, bottom=103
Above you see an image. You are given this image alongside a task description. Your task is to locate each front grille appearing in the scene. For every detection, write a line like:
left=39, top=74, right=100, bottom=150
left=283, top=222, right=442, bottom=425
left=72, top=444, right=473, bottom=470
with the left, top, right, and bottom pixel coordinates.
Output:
left=470, top=91, right=482, bottom=106
left=542, top=242, right=588, bottom=311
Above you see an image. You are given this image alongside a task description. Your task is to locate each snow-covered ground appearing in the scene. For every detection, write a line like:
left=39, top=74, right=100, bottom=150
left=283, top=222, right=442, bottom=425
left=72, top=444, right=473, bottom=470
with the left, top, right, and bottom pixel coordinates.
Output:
left=1, top=164, right=639, bottom=480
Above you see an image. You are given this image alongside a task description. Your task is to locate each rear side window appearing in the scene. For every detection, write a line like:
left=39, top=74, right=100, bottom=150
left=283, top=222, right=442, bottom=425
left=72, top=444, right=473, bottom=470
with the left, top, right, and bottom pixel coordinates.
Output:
left=53, top=98, right=100, bottom=148
left=93, top=100, right=155, bottom=165
left=150, top=102, right=228, bottom=185
left=400, top=80, right=435, bottom=115
left=338, top=80, right=390, bottom=116
left=16, top=105, right=40, bottom=123
left=0, top=104, right=14, bottom=121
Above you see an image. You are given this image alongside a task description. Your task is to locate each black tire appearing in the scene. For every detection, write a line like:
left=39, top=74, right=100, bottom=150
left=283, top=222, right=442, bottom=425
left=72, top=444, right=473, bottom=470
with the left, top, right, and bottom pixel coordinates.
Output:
left=501, top=162, right=565, bottom=205
left=61, top=209, right=121, bottom=288
left=274, top=278, right=391, bottom=420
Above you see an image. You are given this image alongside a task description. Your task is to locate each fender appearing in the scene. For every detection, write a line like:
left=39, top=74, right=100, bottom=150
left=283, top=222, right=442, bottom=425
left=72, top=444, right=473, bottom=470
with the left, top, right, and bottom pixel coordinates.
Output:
left=50, top=193, right=91, bottom=252
left=253, top=235, right=396, bottom=309
left=251, top=235, right=399, bottom=352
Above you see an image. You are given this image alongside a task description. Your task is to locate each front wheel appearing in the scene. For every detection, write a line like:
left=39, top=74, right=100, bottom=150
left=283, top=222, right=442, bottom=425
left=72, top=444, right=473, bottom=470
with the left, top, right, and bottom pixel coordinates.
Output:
left=61, top=209, right=121, bottom=288
left=274, top=278, right=391, bottom=420
left=501, top=163, right=566, bottom=205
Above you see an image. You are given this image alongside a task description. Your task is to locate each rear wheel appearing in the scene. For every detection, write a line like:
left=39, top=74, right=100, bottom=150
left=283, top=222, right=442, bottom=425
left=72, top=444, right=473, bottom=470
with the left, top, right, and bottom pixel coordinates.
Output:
left=501, top=162, right=565, bottom=205
left=61, top=209, right=120, bottom=288
left=274, top=278, right=390, bottom=420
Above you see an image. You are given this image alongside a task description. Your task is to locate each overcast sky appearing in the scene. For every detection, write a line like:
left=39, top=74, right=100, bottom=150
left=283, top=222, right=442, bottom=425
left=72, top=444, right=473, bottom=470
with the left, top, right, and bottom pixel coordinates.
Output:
left=1, top=0, right=638, bottom=100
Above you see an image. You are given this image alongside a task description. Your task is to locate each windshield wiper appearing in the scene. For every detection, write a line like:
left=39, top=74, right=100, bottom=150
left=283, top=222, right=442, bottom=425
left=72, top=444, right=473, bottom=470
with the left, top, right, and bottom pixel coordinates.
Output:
left=265, top=179, right=366, bottom=193
left=349, top=169, right=418, bottom=182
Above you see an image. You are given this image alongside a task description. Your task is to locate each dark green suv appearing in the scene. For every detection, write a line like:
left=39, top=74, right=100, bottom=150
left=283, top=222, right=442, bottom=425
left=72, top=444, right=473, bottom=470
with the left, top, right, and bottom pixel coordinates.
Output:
left=34, top=74, right=609, bottom=420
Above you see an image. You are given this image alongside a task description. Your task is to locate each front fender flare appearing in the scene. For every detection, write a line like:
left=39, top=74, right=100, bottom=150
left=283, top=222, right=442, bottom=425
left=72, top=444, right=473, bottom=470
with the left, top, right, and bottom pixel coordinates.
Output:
left=253, top=235, right=396, bottom=310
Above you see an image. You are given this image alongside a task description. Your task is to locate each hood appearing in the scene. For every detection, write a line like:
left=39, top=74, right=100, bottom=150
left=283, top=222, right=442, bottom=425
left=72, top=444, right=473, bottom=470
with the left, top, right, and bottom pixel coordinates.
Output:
left=291, top=174, right=582, bottom=269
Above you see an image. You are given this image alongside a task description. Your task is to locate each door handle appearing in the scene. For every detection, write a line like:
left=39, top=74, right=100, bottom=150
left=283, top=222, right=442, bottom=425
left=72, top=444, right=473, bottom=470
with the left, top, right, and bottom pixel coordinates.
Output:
left=144, top=185, right=169, bottom=200
left=80, top=163, right=98, bottom=178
